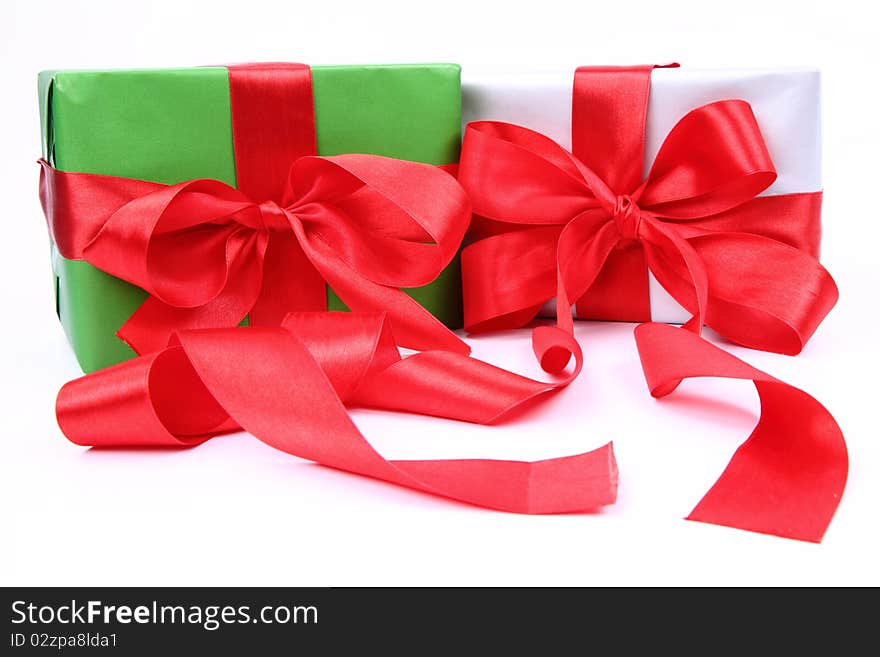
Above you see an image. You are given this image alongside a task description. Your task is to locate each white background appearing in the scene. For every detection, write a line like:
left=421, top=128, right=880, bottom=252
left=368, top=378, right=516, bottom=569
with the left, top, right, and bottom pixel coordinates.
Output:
left=1, top=0, right=878, bottom=586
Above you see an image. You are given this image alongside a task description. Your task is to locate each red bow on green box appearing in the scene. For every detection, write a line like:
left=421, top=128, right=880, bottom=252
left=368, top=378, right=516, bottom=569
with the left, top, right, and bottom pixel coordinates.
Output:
left=40, top=63, right=471, bottom=357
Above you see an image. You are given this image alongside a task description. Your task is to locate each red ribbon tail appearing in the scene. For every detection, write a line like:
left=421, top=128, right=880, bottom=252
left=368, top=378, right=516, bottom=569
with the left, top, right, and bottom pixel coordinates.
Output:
left=634, top=322, right=848, bottom=542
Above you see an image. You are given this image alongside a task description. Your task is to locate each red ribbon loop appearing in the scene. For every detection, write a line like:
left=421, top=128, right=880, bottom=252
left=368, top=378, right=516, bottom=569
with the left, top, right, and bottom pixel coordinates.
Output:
left=40, top=155, right=472, bottom=356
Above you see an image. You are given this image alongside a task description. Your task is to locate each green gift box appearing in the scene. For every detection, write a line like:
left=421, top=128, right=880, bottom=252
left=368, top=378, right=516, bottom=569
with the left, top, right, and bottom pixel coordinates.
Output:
left=39, top=64, right=463, bottom=373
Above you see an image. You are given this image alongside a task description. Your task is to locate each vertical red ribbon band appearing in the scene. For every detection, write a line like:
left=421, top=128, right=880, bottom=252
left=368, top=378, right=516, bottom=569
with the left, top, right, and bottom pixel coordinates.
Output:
left=571, top=65, right=657, bottom=321
left=227, top=63, right=327, bottom=326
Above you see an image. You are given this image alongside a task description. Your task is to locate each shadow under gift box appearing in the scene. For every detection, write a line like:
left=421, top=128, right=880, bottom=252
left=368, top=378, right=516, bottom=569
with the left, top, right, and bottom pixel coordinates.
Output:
left=461, top=67, right=823, bottom=324
left=39, top=64, right=464, bottom=373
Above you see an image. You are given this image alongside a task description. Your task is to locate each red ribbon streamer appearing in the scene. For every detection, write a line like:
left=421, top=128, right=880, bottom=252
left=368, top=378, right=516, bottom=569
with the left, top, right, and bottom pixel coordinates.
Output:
left=636, top=323, right=847, bottom=542
left=40, top=63, right=470, bottom=356
left=56, top=312, right=616, bottom=514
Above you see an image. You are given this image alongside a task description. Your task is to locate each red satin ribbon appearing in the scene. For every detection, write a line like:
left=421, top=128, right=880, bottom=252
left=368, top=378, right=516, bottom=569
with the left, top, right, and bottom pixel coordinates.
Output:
left=56, top=312, right=615, bottom=514
left=40, top=63, right=470, bottom=356
left=636, top=323, right=847, bottom=542
left=227, top=63, right=317, bottom=203
left=571, top=64, right=663, bottom=321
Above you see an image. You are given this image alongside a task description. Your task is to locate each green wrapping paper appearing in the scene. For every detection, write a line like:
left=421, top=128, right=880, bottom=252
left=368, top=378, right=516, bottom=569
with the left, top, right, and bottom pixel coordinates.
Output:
left=39, top=64, right=463, bottom=372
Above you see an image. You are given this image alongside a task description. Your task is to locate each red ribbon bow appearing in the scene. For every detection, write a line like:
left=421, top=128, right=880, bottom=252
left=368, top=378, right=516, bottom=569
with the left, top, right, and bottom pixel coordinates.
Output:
left=459, top=71, right=837, bottom=374
left=40, top=154, right=471, bottom=356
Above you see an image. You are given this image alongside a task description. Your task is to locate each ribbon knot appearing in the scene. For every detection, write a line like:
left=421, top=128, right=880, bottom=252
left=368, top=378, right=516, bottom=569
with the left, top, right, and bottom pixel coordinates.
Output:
left=612, top=194, right=641, bottom=242
left=255, top=200, right=293, bottom=233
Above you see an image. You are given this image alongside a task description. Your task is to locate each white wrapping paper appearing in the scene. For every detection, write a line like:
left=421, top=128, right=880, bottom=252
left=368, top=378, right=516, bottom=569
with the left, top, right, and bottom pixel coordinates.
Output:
left=461, top=67, right=822, bottom=323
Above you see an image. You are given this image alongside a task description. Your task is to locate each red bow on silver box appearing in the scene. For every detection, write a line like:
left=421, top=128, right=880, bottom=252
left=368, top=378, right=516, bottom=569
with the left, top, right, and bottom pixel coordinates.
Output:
left=459, top=82, right=837, bottom=372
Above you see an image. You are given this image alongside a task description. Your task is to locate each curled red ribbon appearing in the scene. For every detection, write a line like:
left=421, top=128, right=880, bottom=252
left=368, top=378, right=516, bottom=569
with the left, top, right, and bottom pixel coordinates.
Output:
left=56, top=312, right=616, bottom=514
left=636, top=323, right=847, bottom=541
